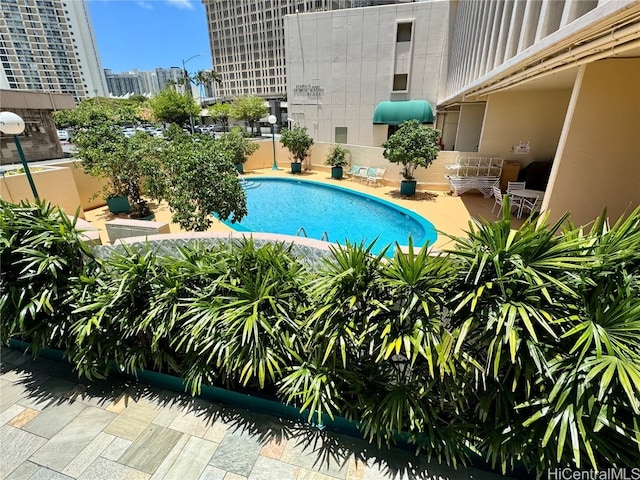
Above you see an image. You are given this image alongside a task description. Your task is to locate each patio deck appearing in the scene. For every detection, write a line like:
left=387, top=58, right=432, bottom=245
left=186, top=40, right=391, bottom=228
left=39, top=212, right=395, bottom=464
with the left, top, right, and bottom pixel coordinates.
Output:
left=83, top=168, right=525, bottom=248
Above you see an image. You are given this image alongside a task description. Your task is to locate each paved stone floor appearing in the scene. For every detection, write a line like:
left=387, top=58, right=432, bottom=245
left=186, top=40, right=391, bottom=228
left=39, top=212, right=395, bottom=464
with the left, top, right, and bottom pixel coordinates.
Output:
left=0, top=348, right=513, bottom=480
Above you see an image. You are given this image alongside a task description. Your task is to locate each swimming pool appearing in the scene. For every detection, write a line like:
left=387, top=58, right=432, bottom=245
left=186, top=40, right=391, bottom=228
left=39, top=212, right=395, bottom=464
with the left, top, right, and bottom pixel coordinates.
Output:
left=227, top=178, right=437, bottom=252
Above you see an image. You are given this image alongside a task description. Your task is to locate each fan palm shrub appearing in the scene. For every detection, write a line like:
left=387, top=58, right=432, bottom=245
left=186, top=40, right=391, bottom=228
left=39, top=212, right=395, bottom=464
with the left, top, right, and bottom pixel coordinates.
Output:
left=444, top=206, right=640, bottom=473
left=0, top=200, right=92, bottom=354
left=176, top=238, right=308, bottom=394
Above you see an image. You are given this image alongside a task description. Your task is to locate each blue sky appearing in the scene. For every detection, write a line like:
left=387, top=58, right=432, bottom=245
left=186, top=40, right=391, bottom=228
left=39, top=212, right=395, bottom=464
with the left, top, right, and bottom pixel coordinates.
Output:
left=88, top=0, right=212, bottom=74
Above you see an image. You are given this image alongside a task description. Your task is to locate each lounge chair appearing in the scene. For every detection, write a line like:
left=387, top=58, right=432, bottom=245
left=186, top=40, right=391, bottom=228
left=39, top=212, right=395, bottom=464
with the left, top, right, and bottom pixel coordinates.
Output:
left=356, top=167, right=368, bottom=182
left=367, top=167, right=386, bottom=185
left=347, top=164, right=362, bottom=180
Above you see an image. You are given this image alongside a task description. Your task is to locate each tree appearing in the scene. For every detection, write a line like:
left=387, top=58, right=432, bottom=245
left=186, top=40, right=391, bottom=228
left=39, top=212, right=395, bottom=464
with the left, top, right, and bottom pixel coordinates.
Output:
left=193, top=69, right=222, bottom=102
left=143, top=130, right=247, bottom=231
left=72, top=123, right=161, bottom=217
left=382, top=120, right=440, bottom=180
left=279, top=125, right=314, bottom=164
left=216, top=126, right=259, bottom=166
left=208, top=103, right=232, bottom=131
left=230, top=96, right=267, bottom=136
left=148, top=88, right=200, bottom=127
left=53, top=97, right=141, bottom=129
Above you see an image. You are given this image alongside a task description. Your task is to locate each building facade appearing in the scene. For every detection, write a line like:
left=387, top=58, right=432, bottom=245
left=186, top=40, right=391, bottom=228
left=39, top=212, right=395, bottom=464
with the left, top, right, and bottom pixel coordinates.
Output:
left=0, top=0, right=107, bottom=101
left=201, top=0, right=406, bottom=100
left=155, top=67, right=182, bottom=91
left=284, top=0, right=640, bottom=228
left=104, top=69, right=143, bottom=97
left=284, top=1, right=449, bottom=146
left=0, top=89, right=74, bottom=164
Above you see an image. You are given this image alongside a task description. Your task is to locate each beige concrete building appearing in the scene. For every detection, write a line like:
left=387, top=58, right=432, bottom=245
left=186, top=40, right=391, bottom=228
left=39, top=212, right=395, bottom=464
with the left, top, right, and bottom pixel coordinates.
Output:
left=284, top=0, right=640, bottom=227
left=0, top=89, right=74, bottom=164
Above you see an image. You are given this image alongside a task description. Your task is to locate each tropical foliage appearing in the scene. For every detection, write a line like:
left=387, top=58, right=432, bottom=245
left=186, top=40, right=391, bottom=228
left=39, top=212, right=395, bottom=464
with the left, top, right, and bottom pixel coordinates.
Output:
left=382, top=119, right=440, bottom=180
left=207, top=103, right=232, bottom=132
left=148, top=87, right=200, bottom=127
left=216, top=126, right=259, bottom=165
left=2, top=198, right=639, bottom=477
left=324, top=144, right=350, bottom=167
left=230, top=95, right=268, bottom=135
left=53, top=97, right=144, bottom=129
left=280, top=125, right=314, bottom=164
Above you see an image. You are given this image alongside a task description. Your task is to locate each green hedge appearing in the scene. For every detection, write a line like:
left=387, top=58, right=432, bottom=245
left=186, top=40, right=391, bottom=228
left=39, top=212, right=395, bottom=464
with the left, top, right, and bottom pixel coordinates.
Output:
left=1, top=199, right=639, bottom=476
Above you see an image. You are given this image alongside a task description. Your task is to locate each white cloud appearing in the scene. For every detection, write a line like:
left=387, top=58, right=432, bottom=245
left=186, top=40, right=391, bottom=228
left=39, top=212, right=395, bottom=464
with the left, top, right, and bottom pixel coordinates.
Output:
left=136, top=0, right=153, bottom=9
left=165, top=0, right=194, bottom=9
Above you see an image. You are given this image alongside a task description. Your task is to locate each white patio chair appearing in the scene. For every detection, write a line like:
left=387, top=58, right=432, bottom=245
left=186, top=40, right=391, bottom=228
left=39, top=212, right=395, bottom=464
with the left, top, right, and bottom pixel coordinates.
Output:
left=507, top=181, right=526, bottom=212
left=347, top=164, right=361, bottom=180
left=491, top=185, right=504, bottom=215
left=517, top=195, right=543, bottom=218
left=356, top=167, right=368, bottom=182
left=366, top=167, right=384, bottom=185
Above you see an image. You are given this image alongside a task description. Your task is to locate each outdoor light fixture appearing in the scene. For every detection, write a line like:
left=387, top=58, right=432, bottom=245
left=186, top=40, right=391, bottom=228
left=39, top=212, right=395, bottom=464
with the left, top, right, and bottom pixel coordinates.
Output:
left=0, top=111, right=39, bottom=200
left=268, top=115, right=279, bottom=170
left=182, top=53, right=204, bottom=134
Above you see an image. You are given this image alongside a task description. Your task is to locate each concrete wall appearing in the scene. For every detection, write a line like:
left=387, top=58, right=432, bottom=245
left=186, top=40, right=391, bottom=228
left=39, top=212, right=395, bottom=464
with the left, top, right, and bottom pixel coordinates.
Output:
left=54, top=161, right=109, bottom=211
left=545, top=59, right=640, bottom=227
left=480, top=88, right=572, bottom=167
left=284, top=1, right=450, bottom=146
left=245, top=139, right=458, bottom=190
left=0, top=166, right=86, bottom=218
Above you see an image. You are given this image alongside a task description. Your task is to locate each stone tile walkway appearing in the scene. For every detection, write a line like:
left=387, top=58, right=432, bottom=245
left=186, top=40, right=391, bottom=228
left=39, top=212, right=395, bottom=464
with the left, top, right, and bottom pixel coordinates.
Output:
left=0, top=348, right=512, bottom=480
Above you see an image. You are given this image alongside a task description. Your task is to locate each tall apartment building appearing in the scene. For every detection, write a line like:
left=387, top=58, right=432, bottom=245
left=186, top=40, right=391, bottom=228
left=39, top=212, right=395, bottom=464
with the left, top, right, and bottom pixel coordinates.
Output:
left=155, top=67, right=182, bottom=91
left=104, top=69, right=143, bottom=97
left=0, top=0, right=107, bottom=102
left=201, top=0, right=404, bottom=100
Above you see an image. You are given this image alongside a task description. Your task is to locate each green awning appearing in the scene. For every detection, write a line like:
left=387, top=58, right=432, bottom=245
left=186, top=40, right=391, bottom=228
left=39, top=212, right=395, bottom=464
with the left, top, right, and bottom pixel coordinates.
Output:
left=372, top=100, right=434, bottom=125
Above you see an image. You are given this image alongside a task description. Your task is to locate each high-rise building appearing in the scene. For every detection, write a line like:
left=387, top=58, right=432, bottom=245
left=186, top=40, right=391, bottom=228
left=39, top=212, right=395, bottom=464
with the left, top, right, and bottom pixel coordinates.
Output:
left=0, top=0, right=107, bottom=102
left=201, top=0, right=404, bottom=100
left=104, top=69, right=143, bottom=97
left=155, top=67, right=182, bottom=91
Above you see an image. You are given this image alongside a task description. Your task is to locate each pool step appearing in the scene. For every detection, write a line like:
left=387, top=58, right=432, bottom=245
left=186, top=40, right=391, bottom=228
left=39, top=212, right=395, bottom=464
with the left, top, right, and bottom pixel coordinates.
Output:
left=240, top=179, right=259, bottom=189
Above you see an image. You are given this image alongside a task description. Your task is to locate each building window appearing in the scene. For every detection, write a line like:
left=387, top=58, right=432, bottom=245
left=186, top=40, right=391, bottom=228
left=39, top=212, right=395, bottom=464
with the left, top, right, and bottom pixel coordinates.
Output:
left=396, top=22, right=412, bottom=42
left=392, top=74, right=408, bottom=91
left=335, top=127, right=347, bottom=144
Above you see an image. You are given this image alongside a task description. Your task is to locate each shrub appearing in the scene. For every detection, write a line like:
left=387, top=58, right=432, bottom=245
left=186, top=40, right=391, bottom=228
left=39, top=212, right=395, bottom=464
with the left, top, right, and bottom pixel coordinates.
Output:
left=0, top=200, right=93, bottom=354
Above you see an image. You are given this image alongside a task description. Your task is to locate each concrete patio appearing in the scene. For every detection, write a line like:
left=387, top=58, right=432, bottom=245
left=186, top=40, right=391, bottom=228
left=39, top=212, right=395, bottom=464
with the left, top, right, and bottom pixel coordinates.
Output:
left=83, top=167, right=526, bottom=249
left=0, top=348, right=514, bottom=480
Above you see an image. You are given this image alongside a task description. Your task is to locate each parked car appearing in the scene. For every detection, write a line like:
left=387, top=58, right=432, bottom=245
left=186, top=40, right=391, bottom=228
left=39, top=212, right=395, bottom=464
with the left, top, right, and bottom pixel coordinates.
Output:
left=57, top=129, right=70, bottom=142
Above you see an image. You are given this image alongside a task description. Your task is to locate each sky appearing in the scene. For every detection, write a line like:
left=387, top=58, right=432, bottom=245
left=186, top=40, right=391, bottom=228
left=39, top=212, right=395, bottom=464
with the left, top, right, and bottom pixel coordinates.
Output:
left=88, top=0, right=213, bottom=74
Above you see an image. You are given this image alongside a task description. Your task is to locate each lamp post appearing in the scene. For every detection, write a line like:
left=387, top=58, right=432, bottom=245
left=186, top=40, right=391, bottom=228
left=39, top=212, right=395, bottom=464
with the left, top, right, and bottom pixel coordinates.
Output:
left=268, top=115, right=279, bottom=170
left=182, top=53, right=204, bottom=134
left=0, top=111, right=39, bottom=201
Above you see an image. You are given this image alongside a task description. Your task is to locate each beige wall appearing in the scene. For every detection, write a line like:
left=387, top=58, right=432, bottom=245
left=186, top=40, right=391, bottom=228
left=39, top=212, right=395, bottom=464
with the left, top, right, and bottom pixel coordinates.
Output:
left=545, top=59, right=640, bottom=227
left=0, top=166, right=85, bottom=218
left=245, top=139, right=458, bottom=190
left=54, top=161, right=109, bottom=210
left=480, top=88, right=572, bottom=167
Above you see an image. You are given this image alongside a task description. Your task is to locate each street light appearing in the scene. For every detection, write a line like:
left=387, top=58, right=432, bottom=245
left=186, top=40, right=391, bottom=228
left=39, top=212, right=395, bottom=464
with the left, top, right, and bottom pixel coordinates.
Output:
left=182, top=53, right=204, bottom=134
left=0, top=111, right=39, bottom=201
left=268, top=115, right=279, bottom=170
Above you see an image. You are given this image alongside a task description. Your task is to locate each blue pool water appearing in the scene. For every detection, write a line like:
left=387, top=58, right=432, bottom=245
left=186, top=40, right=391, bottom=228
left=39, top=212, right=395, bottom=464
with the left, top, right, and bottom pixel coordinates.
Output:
left=227, top=178, right=437, bottom=253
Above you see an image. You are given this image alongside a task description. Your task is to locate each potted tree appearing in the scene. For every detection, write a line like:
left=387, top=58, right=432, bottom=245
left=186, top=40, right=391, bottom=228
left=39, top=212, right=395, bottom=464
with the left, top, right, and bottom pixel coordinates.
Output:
left=279, top=125, right=314, bottom=174
left=217, top=126, right=259, bottom=174
left=73, top=123, right=156, bottom=218
left=382, top=120, right=440, bottom=196
left=325, top=144, right=350, bottom=180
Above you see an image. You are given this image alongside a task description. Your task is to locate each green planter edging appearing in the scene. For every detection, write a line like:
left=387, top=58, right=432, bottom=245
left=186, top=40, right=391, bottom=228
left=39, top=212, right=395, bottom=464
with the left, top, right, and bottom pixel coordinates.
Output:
left=7, top=339, right=359, bottom=437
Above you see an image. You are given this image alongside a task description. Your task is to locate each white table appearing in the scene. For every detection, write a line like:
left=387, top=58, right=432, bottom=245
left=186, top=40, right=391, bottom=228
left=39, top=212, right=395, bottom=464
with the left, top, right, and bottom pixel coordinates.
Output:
left=509, top=189, right=544, bottom=199
left=509, top=189, right=544, bottom=217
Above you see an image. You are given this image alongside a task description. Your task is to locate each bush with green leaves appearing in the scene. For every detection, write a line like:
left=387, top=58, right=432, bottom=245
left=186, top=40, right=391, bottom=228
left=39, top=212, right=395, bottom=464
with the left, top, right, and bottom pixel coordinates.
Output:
left=216, top=126, right=259, bottom=165
left=1, top=198, right=639, bottom=476
left=382, top=120, right=440, bottom=180
left=0, top=200, right=94, bottom=355
left=279, top=125, right=314, bottom=164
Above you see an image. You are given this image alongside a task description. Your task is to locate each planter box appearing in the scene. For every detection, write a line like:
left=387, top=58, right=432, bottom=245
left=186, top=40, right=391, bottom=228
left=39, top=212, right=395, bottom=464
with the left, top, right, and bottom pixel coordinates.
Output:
left=291, top=162, right=302, bottom=174
left=105, top=218, right=170, bottom=243
left=106, top=196, right=131, bottom=214
left=331, top=166, right=344, bottom=179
